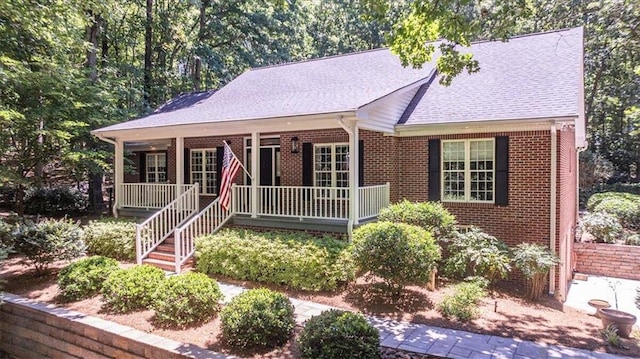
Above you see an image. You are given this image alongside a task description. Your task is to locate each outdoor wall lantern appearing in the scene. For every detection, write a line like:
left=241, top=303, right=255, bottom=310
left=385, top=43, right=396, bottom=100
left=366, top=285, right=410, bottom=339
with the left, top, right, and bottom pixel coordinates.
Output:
left=291, top=136, right=300, bottom=153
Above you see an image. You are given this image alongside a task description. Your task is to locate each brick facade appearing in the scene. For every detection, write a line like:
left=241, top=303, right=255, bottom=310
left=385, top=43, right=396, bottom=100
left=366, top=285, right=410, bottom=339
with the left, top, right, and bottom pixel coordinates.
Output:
left=574, top=243, right=640, bottom=281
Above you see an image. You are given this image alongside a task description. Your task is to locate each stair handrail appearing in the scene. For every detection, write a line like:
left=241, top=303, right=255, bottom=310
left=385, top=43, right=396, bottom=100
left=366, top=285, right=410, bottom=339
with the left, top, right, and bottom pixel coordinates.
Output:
left=136, top=183, right=199, bottom=265
left=173, top=195, right=233, bottom=273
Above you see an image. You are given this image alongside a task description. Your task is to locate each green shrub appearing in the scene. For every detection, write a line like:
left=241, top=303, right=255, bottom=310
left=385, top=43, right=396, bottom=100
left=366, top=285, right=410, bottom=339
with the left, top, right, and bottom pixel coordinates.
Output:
left=511, top=243, right=560, bottom=301
left=83, top=219, right=137, bottom=260
left=443, top=227, right=511, bottom=284
left=151, top=272, right=223, bottom=327
left=57, top=256, right=119, bottom=301
left=24, top=186, right=88, bottom=216
left=0, top=218, right=14, bottom=250
left=625, top=234, right=640, bottom=246
left=101, top=265, right=165, bottom=313
left=298, top=309, right=380, bottom=359
left=13, top=218, right=85, bottom=275
left=220, top=288, right=294, bottom=349
left=580, top=212, right=623, bottom=243
left=378, top=200, right=456, bottom=239
left=195, top=229, right=355, bottom=291
left=587, top=192, right=640, bottom=229
left=352, top=222, right=441, bottom=297
left=437, top=280, right=487, bottom=321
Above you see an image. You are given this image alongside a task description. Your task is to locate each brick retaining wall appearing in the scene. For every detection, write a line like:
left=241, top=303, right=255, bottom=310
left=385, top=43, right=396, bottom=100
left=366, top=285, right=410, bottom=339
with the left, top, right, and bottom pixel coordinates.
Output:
left=574, top=242, right=640, bottom=280
left=0, top=293, right=227, bottom=359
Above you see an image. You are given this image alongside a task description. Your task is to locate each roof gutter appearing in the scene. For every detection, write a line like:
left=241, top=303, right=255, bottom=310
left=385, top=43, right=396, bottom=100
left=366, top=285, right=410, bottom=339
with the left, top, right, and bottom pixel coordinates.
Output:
left=96, top=134, right=117, bottom=146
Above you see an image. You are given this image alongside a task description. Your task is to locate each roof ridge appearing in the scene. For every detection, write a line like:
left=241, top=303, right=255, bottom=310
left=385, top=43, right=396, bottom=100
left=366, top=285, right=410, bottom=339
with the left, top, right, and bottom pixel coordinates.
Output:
left=468, top=26, right=581, bottom=46
left=249, top=47, right=389, bottom=72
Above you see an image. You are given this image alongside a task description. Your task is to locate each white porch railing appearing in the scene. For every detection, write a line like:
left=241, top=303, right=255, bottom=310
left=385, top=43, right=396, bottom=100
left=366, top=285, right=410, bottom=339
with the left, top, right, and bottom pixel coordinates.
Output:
left=358, top=183, right=390, bottom=220
left=233, top=183, right=390, bottom=221
left=136, top=184, right=199, bottom=264
left=120, top=183, right=193, bottom=209
left=173, top=197, right=233, bottom=273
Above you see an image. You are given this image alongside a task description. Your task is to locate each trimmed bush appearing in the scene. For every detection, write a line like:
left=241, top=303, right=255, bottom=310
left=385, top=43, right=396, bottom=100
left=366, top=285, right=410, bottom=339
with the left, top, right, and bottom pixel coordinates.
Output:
left=83, top=219, right=137, bottom=260
left=24, top=186, right=88, bottom=216
left=587, top=192, right=640, bottom=229
left=195, top=229, right=355, bottom=291
left=625, top=234, right=640, bottom=246
left=13, top=218, right=85, bottom=275
left=580, top=212, right=623, bottom=243
left=57, top=256, right=119, bottom=301
left=101, top=265, right=165, bottom=313
left=151, top=272, right=223, bottom=327
left=220, top=288, right=294, bottom=349
left=352, top=222, right=441, bottom=297
left=298, top=309, right=380, bottom=359
left=443, top=227, right=511, bottom=283
left=512, top=243, right=560, bottom=301
left=378, top=200, right=456, bottom=239
left=437, top=280, right=487, bottom=321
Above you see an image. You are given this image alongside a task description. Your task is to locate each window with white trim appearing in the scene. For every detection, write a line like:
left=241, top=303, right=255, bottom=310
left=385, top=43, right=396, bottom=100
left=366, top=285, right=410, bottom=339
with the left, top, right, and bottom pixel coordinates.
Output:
left=190, top=149, right=217, bottom=195
left=314, top=144, right=349, bottom=196
left=146, top=153, right=167, bottom=183
left=442, top=139, right=494, bottom=202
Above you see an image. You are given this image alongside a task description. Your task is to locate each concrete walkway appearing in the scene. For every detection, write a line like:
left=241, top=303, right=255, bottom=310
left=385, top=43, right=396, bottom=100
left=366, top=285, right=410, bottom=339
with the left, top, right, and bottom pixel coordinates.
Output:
left=218, top=282, right=635, bottom=359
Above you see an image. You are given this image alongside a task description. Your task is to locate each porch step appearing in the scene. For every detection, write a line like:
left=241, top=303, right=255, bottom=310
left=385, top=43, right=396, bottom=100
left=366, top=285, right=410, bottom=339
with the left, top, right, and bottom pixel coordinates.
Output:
left=156, top=244, right=175, bottom=253
left=148, top=251, right=175, bottom=262
left=142, top=258, right=175, bottom=271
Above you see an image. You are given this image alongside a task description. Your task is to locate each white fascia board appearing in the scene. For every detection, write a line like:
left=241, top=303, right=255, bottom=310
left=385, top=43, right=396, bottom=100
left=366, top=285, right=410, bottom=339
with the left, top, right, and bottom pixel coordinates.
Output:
left=392, top=116, right=579, bottom=137
left=93, top=112, right=357, bottom=142
left=356, top=70, right=436, bottom=116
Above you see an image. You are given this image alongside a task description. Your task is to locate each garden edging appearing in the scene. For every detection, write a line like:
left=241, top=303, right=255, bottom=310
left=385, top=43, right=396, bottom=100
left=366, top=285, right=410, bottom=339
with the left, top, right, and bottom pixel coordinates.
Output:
left=0, top=293, right=233, bottom=359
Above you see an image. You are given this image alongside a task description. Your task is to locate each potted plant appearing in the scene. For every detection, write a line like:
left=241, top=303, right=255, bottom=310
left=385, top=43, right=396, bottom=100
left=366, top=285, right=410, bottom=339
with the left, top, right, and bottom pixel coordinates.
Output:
left=511, top=243, right=560, bottom=301
left=598, top=280, right=637, bottom=338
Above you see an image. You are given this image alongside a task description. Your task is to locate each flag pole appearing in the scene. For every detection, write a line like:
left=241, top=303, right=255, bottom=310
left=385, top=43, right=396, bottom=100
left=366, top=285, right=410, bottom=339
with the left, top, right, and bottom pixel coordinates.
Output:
left=223, top=141, right=253, bottom=181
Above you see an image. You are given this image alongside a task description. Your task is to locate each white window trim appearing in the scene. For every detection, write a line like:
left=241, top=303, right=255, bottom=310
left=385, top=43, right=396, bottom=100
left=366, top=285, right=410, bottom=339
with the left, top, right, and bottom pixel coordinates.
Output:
left=313, top=143, right=350, bottom=189
left=441, top=138, right=495, bottom=204
left=190, top=148, right=217, bottom=196
left=145, top=153, right=167, bottom=183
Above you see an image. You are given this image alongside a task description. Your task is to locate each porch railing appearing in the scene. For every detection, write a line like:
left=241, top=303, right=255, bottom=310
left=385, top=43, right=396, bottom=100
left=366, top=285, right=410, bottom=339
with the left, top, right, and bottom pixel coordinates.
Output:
left=120, top=183, right=193, bottom=209
left=358, top=183, right=390, bottom=220
left=135, top=183, right=199, bottom=264
left=173, top=197, right=233, bottom=273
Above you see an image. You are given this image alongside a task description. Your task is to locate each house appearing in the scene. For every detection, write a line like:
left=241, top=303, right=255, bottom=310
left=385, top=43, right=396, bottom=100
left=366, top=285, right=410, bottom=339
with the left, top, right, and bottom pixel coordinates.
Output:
left=92, top=27, right=586, bottom=300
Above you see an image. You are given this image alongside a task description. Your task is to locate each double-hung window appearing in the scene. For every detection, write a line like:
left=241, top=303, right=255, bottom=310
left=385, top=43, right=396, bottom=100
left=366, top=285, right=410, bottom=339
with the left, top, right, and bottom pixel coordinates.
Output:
left=314, top=144, right=349, bottom=197
left=190, top=149, right=217, bottom=195
left=145, top=153, right=167, bottom=183
left=442, top=139, right=495, bottom=203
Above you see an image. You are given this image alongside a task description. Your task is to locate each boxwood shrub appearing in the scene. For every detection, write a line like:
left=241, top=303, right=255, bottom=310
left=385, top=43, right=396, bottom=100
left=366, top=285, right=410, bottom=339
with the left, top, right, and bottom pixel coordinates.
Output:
left=587, top=192, right=640, bottom=230
left=195, top=229, right=355, bottom=291
left=151, top=272, right=223, bottom=327
left=24, top=186, right=88, bottom=216
left=580, top=212, right=623, bottom=243
left=378, top=200, right=456, bottom=239
left=101, top=265, right=165, bottom=313
left=298, top=309, right=380, bottom=359
left=83, top=219, right=137, bottom=260
left=220, top=288, right=294, bottom=349
left=437, top=280, right=487, bottom=321
left=58, top=256, right=120, bottom=301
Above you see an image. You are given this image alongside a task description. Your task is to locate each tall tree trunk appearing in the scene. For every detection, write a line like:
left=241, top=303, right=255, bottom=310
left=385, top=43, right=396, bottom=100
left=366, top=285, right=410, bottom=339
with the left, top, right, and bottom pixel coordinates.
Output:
left=193, top=0, right=208, bottom=92
left=144, top=0, right=153, bottom=106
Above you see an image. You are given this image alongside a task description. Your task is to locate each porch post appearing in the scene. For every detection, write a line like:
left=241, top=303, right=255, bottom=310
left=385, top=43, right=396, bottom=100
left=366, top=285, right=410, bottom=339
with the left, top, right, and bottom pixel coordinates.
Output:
left=175, top=137, right=184, bottom=190
left=113, top=139, right=124, bottom=217
left=350, top=126, right=360, bottom=224
left=251, top=132, right=260, bottom=218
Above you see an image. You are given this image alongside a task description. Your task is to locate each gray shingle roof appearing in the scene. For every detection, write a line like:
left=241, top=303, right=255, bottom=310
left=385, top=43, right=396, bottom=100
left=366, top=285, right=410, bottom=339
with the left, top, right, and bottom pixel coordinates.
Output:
left=400, top=27, right=583, bottom=126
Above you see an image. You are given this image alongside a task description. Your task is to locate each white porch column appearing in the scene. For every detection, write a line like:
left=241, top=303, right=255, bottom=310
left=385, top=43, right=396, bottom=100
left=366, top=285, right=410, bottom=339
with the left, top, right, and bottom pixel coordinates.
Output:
left=350, top=126, right=360, bottom=224
left=114, top=139, right=124, bottom=217
left=175, top=137, right=184, bottom=190
left=251, top=132, right=260, bottom=218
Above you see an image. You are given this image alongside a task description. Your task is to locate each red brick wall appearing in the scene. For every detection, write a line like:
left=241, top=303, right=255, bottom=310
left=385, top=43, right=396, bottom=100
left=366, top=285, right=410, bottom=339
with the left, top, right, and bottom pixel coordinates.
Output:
left=574, top=243, right=640, bottom=280
left=557, top=127, right=578, bottom=297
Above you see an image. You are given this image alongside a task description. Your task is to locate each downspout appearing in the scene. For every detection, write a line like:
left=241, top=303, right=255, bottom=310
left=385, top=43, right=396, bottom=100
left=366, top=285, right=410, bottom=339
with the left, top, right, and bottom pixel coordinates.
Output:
left=96, top=135, right=120, bottom=217
left=337, top=116, right=358, bottom=241
left=549, top=123, right=558, bottom=296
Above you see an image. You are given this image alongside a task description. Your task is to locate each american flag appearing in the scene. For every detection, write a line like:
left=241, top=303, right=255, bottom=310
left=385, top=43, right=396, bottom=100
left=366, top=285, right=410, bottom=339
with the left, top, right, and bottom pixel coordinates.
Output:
left=219, top=142, right=241, bottom=210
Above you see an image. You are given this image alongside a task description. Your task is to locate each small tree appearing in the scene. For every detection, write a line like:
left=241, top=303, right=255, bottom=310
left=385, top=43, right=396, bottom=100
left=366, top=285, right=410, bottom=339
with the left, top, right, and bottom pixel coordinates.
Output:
left=352, top=222, right=441, bottom=298
left=512, top=243, right=560, bottom=301
left=378, top=200, right=457, bottom=239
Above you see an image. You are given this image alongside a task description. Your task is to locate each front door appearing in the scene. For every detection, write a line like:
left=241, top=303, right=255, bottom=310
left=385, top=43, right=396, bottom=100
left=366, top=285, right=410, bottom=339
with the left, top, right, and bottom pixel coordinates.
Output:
left=245, top=137, right=280, bottom=186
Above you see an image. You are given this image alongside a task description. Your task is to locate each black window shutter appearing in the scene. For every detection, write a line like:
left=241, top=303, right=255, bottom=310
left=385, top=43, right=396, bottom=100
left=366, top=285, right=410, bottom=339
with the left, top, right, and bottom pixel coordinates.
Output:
left=495, top=136, right=509, bottom=206
left=215, top=146, right=223, bottom=195
left=358, top=139, right=364, bottom=187
left=162, top=150, right=168, bottom=182
left=428, top=139, right=441, bottom=201
left=184, top=148, right=190, bottom=183
left=302, top=143, right=313, bottom=186
left=139, top=153, right=147, bottom=183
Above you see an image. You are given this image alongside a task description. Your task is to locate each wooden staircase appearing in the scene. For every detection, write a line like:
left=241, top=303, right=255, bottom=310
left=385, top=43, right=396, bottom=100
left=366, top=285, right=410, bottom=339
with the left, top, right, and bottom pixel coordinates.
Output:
left=142, top=236, right=193, bottom=272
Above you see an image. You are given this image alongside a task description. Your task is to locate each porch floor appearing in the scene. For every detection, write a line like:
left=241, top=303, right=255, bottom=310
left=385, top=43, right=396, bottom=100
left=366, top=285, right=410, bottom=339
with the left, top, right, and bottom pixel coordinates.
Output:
left=232, top=214, right=377, bottom=234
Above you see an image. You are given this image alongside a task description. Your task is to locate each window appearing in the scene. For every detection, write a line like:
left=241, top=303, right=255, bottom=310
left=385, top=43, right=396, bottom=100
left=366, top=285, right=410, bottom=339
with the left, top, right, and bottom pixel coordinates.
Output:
left=145, top=153, right=167, bottom=183
left=442, top=139, right=494, bottom=202
left=191, top=149, right=217, bottom=195
left=314, top=144, right=349, bottom=197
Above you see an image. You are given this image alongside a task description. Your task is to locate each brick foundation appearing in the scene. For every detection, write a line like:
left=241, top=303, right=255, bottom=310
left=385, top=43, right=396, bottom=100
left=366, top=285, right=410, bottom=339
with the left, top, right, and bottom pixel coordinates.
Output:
left=574, top=242, right=640, bottom=280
